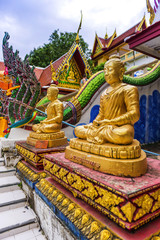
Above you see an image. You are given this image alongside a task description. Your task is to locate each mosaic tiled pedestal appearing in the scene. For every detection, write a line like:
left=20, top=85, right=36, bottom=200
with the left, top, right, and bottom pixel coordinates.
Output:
left=43, top=152, right=160, bottom=231
left=16, top=141, right=67, bottom=170
left=35, top=177, right=160, bottom=240
left=16, top=160, right=46, bottom=189
left=15, top=141, right=68, bottom=189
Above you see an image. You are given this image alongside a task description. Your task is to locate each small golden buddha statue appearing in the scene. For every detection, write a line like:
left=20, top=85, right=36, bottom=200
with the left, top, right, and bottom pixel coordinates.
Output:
left=67, top=69, right=76, bottom=83
left=75, top=55, right=140, bottom=145
left=28, top=84, right=67, bottom=148
left=32, top=84, right=63, bottom=133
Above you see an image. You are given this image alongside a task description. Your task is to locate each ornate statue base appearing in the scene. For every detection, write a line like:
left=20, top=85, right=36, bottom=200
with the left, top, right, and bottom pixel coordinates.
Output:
left=16, top=160, right=47, bottom=189
left=35, top=177, right=160, bottom=240
left=15, top=140, right=67, bottom=189
left=27, top=131, right=68, bottom=148
left=42, top=152, right=160, bottom=232
left=65, top=138, right=147, bottom=177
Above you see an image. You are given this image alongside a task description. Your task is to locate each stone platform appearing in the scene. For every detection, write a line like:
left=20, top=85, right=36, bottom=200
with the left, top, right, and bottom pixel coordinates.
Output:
left=16, top=141, right=68, bottom=170
left=43, top=152, right=160, bottom=230
left=35, top=177, right=160, bottom=240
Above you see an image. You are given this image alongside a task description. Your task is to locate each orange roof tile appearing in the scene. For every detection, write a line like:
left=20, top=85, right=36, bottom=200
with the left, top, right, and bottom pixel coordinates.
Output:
left=33, top=67, right=44, bottom=80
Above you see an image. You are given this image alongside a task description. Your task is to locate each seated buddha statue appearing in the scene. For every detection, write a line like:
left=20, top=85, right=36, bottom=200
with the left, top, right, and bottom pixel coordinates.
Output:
left=74, top=55, right=140, bottom=145
left=32, top=84, right=63, bottom=133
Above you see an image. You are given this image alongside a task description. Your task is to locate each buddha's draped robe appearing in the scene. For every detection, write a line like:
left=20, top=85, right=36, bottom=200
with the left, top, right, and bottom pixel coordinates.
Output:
left=32, top=99, right=63, bottom=133
left=75, top=83, right=140, bottom=144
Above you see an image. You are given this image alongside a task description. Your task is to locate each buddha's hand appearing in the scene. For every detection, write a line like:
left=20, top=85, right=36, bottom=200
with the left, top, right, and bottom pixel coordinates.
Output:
left=93, top=120, right=100, bottom=126
left=94, top=119, right=110, bottom=126
left=40, top=120, right=47, bottom=124
left=84, top=123, right=92, bottom=128
left=40, top=119, right=50, bottom=124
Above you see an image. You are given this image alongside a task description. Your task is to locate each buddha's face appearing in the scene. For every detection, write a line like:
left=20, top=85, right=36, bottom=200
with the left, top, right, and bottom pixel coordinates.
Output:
left=104, top=61, right=121, bottom=85
left=47, top=88, right=57, bottom=101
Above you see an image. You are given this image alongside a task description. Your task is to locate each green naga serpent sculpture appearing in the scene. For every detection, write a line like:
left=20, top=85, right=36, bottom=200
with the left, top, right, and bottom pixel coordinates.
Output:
left=36, top=60, right=160, bottom=126
left=1, top=32, right=41, bottom=127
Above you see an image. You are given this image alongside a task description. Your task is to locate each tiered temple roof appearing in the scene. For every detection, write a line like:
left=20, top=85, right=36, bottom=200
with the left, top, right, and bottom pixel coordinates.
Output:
left=91, top=16, right=147, bottom=63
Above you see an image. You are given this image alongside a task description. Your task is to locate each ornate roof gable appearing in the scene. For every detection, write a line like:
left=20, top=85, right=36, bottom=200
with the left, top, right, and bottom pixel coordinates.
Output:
left=106, top=29, right=117, bottom=48
left=136, top=15, right=147, bottom=32
left=91, top=33, right=104, bottom=57
left=91, top=16, right=147, bottom=60
left=56, top=41, right=92, bottom=89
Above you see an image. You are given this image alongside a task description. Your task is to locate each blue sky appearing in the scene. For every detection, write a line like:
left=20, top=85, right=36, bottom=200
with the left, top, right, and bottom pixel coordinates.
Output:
left=0, top=0, right=153, bottom=61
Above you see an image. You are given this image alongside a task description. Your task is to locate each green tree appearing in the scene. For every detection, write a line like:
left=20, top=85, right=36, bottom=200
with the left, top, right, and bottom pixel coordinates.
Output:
left=27, top=29, right=91, bottom=68
left=92, top=62, right=105, bottom=73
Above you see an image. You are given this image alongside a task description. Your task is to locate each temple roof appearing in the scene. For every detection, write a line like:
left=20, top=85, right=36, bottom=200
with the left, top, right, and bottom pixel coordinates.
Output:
left=126, top=20, right=160, bottom=60
left=38, top=53, right=67, bottom=87
left=0, top=39, right=92, bottom=89
left=38, top=40, right=92, bottom=88
left=91, top=16, right=147, bottom=59
left=55, top=41, right=92, bottom=89
left=33, top=67, right=44, bottom=81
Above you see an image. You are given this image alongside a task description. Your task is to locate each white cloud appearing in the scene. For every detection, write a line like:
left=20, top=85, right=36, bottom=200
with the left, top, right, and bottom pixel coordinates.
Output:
left=57, top=0, right=146, bottom=51
left=0, top=0, right=151, bottom=60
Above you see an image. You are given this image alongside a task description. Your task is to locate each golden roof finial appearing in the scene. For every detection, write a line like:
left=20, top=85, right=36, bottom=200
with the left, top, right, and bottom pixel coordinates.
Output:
left=137, top=15, right=147, bottom=32
left=146, top=0, right=155, bottom=25
left=76, top=10, right=83, bottom=44
left=106, top=29, right=117, bottom=48
left=104, top=28, right=108, bottom=39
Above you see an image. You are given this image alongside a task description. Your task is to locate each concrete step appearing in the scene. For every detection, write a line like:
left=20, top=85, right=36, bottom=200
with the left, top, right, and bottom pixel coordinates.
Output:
left=0, top=189, right=26, bottom=212
left=0, top=206, right=38, bottom=239
left=0, top=176, right=20, bottom=193
left=2, top=227, right=46, bottom=240
left=0, top=158, right=4, bottom=166
left=0, top=166, right=16, bottom=177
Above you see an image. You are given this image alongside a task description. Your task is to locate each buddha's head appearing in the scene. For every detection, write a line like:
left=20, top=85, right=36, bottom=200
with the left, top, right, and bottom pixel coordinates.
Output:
left=47, top=84, right=59, bottom=101
left=104, top=55, right=125, bottom=85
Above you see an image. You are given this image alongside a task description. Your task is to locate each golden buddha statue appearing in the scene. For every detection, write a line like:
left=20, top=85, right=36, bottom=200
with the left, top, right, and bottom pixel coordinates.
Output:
left=32, top=84, right=63, bottom=133
left=28, top=84, right=67, bottom=148
left=75, top=55, right=140, bottom=145
left=65, top=55, right=147, bottom=177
